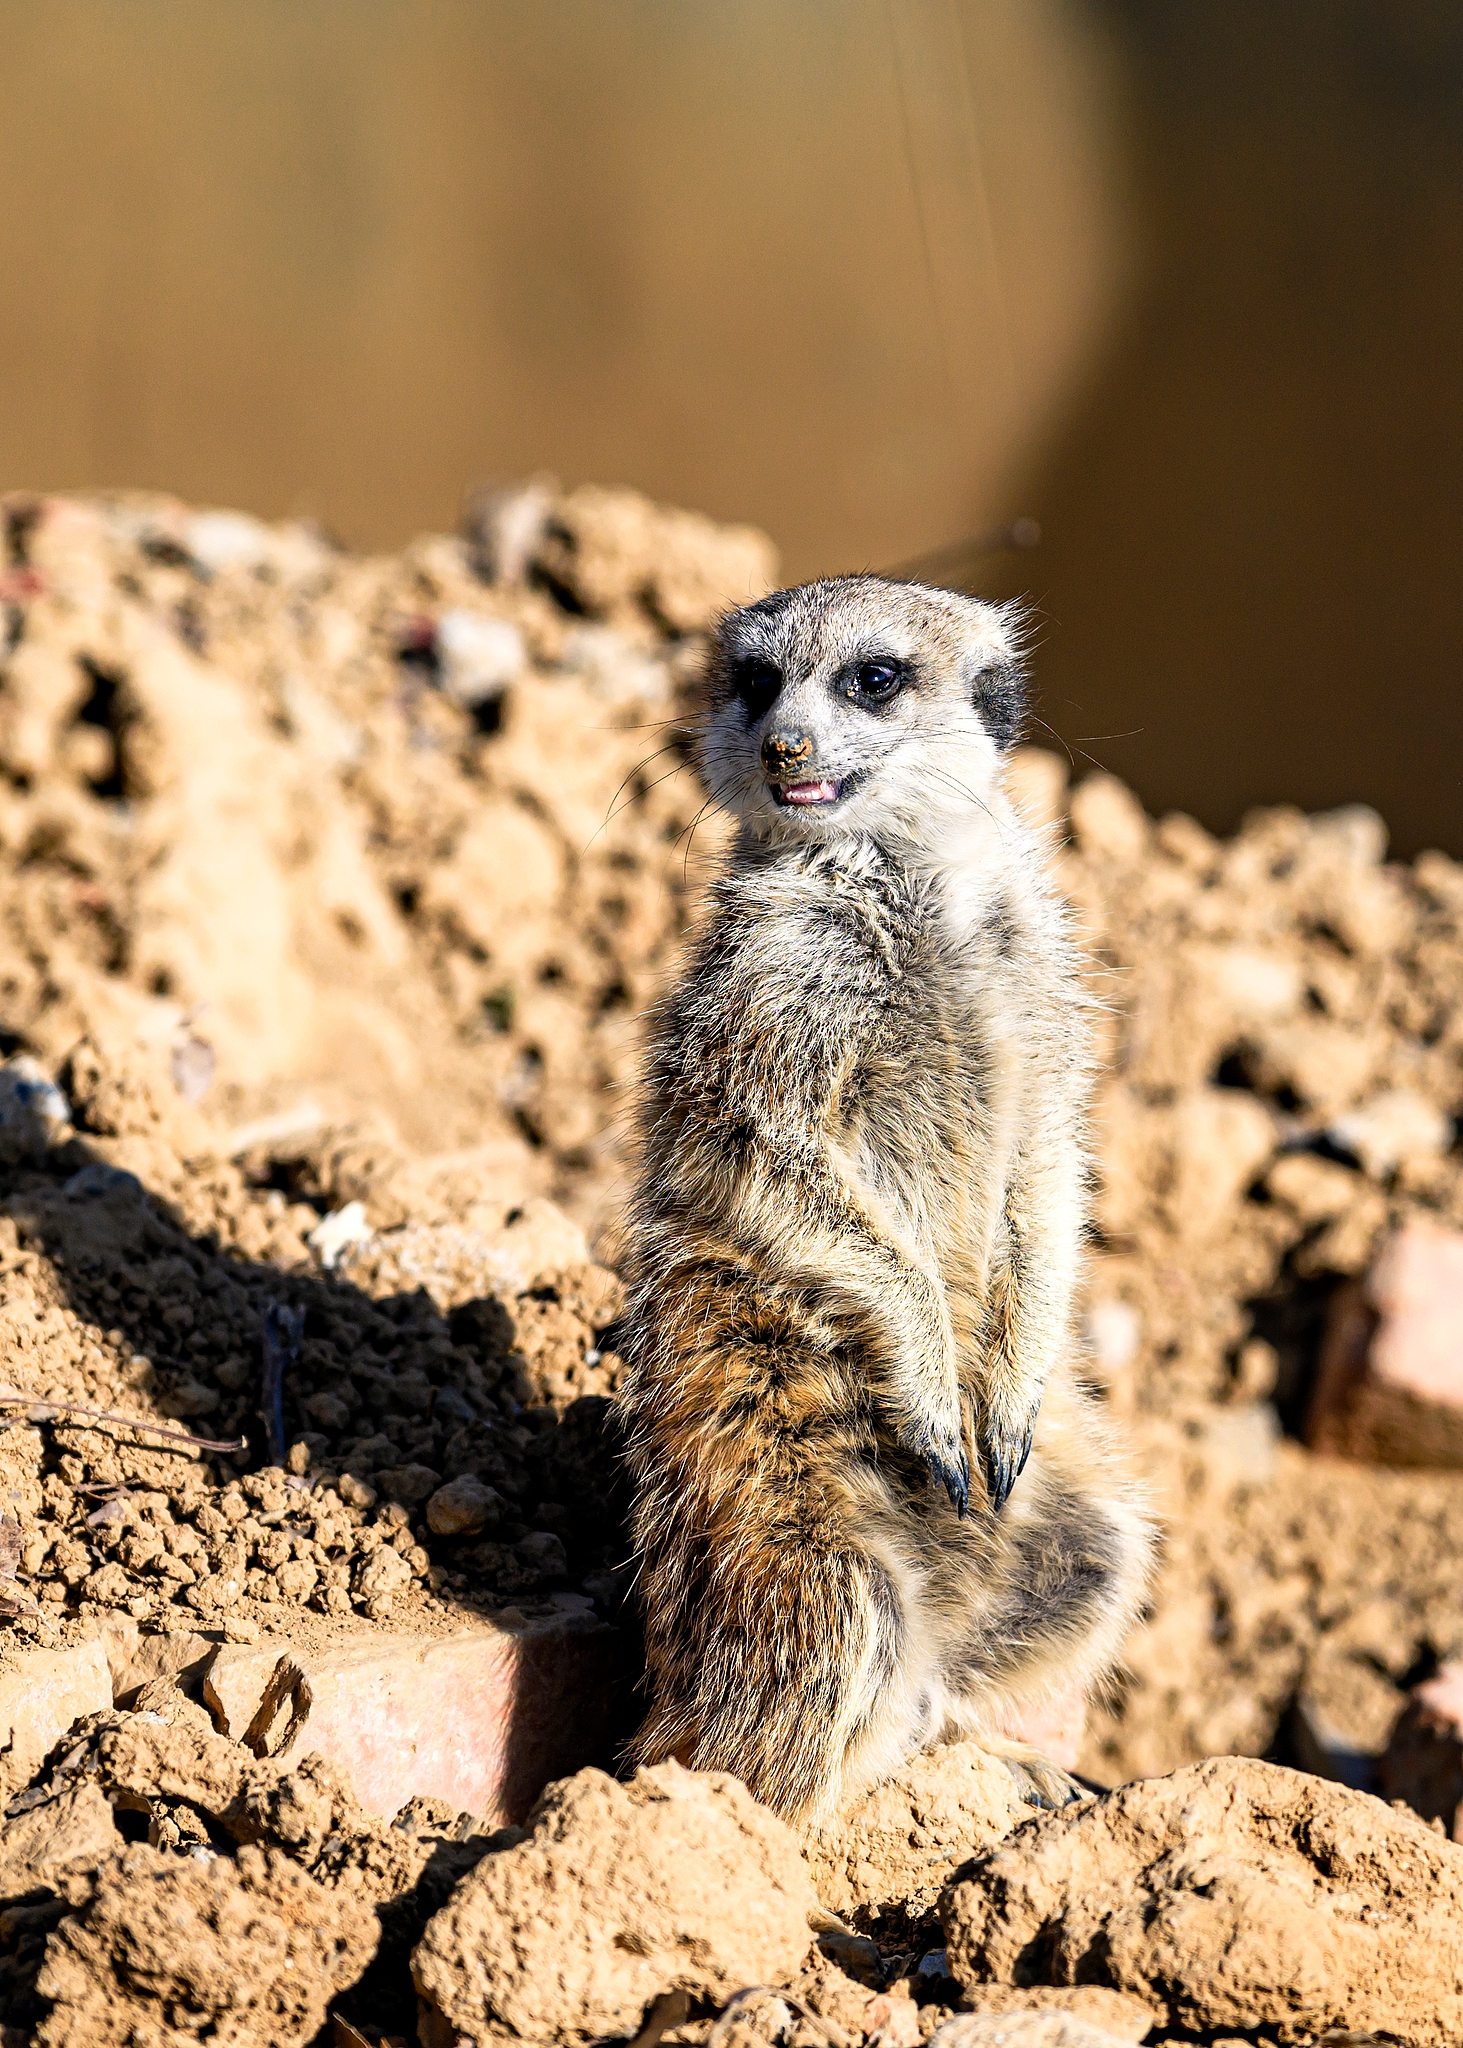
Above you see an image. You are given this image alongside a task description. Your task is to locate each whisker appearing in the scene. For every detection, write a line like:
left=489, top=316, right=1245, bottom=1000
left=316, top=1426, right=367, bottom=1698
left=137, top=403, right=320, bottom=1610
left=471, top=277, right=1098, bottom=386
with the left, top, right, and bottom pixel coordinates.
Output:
left=586, top=750, right=693, bottom=853
left=681, top=797, right=720, bottom=888
left=586, top=737, right=688, bottom=847
left=919, top=765, right=1004, bottom=842
left=653, top=792, right=720, bottom=895
left=1026, top=715, right=1077, bottom=769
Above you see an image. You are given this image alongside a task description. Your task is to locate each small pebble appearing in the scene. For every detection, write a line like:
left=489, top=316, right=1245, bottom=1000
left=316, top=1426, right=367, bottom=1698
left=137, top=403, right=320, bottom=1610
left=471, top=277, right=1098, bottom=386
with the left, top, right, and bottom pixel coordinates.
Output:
left=435, top=608, right=526, bottom=706
left=308, top=1201, right=373, bottom=1270
left=426, top=1475, right=503, bottom=1538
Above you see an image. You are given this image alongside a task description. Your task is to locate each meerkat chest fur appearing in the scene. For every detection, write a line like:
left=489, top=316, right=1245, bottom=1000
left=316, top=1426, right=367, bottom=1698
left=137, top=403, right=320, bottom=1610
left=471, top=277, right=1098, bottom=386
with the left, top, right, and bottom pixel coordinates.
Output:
left=656, top=812, right=1069, bottom=1302
left=867, top=806, right=1074, bottom=1263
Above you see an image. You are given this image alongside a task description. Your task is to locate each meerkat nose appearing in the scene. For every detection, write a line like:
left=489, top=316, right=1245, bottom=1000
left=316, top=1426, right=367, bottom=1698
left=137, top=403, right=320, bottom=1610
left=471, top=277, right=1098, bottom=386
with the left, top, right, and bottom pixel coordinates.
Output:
left=782, top=779, right=840, bottom=805
left=761, top=727, right=814, bottom=775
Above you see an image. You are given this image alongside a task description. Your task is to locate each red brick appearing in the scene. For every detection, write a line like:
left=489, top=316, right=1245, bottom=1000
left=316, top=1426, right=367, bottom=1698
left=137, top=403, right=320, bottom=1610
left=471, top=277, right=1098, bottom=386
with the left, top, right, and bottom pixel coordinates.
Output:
left=1306, top=1220, right=1463, bottom=1468
left=1379, top=1662, right=1463, bottom=1837
left=203, top=1606, right=626, bottom=1823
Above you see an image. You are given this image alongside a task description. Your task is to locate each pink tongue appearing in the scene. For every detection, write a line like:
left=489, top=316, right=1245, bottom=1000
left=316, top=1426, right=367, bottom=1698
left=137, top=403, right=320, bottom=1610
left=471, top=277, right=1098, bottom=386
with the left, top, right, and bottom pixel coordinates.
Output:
left=784, top=779, right=838, bottom=805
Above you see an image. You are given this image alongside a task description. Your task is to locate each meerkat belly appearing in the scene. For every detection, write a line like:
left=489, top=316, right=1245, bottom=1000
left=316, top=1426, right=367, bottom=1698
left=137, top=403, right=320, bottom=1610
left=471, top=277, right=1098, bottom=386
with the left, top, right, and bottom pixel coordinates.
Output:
left=839, top=960, right=1016, bottom=1271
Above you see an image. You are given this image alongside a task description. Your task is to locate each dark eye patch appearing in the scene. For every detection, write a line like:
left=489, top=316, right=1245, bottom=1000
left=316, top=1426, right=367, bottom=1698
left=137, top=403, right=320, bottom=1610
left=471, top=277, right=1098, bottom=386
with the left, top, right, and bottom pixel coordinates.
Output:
left=839, top=656, right=908, bottom=712
left=729, top=657, right=782, bottom=723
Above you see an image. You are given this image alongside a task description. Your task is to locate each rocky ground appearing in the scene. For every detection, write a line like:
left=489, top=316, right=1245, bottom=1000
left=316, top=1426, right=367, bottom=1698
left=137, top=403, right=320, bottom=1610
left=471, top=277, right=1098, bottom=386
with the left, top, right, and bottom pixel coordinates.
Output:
left=1, top=484, right=1462, bottom=2044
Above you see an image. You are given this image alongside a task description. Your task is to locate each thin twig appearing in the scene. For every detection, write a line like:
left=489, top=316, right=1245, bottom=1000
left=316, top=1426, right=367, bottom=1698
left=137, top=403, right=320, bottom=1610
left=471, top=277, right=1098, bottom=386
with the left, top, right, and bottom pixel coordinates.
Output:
left=0, top=1394, right=246, bottom=1455
left=260, top=1301, right=305, bottom=1467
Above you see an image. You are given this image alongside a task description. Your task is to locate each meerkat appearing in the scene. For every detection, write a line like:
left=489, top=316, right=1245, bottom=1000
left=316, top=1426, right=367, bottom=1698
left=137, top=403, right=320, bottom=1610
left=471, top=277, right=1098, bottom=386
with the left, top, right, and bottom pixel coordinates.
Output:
left=616, top=574, right=1153, bottom=1824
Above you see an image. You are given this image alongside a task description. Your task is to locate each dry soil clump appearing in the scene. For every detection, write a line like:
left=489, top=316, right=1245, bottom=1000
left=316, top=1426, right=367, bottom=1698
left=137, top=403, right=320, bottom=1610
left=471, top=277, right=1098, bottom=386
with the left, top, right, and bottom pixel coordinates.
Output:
left=1, top=1683, right=512, bottom=2039
left=412, top=1762, right=821, bottom=2048
left=802, top=1740, right=1028, bottom=1936
left=35, top=1842, right=375, bottom=2048
left=943, top=1754, right=1463, bottom=2044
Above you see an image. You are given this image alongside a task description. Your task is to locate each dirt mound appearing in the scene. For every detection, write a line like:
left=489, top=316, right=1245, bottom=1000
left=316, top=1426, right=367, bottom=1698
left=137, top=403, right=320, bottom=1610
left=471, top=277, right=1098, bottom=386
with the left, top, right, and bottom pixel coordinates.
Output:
left=1, top=1682, right=509, bottom=2039
left=943, top=1754, right=1463, bottom=2043
left=1, top=483, right=1463, bottom=2042
left=0, top=484, right=767, bottom=1228
left=803, top=1740, right=1027, bottom=1934
left=412, top=1762, right=820, bottom=2048
left=0, top=1105, right=635, bottom=1686
left=1043, top=769, right=1463, bottom=1788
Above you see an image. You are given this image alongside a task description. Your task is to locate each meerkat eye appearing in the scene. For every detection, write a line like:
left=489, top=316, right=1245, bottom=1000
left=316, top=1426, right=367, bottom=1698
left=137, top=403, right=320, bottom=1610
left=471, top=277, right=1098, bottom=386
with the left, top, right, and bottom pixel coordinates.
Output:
left=730, top=657, right=782, bottom=723
left=844, top=658, right=906, bottom=709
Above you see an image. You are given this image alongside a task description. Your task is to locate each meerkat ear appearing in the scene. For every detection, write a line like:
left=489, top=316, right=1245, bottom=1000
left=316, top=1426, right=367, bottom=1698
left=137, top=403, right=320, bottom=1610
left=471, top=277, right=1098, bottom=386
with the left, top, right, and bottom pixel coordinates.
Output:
left=961, top=600, right=1029, bottom=752
left=973, top=655, right=1028, bottom=751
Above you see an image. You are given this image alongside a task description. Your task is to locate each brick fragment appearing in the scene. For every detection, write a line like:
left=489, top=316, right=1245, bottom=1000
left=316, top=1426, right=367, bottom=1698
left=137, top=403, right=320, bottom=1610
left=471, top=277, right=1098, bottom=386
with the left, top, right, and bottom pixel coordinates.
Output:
left=1306, top=1220, right=1463, bottom=1468
left=203, top=1609, right=625, bottom=1823
left=0, top=1641, right=111, bottom=1793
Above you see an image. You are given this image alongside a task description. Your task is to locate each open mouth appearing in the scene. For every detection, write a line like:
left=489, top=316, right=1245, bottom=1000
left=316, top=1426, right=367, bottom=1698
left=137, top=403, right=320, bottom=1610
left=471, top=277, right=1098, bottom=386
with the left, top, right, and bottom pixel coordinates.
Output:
left=772, top=777, right=844, bottom=807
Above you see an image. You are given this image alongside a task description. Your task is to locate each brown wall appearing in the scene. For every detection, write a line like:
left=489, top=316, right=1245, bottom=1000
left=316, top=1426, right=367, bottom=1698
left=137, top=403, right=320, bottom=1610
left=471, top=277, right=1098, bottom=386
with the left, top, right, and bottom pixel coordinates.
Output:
left=998, top=2, right=1463, bottom=858
left=1, top=1, right=1459, bottom=851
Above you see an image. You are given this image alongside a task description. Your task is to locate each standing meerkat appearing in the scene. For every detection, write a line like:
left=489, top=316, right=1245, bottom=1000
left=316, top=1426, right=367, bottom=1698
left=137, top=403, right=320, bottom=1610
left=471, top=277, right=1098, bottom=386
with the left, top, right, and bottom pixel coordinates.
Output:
left=617, top=575, right=1153, bottom=1823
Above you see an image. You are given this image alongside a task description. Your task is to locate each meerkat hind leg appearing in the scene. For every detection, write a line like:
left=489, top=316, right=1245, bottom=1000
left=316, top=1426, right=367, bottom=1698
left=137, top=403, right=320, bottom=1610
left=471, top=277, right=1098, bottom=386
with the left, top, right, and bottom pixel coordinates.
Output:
left=982, top=1735, right=1092, bottom=1811
left=917, top=1420, right=1149, bottom=1813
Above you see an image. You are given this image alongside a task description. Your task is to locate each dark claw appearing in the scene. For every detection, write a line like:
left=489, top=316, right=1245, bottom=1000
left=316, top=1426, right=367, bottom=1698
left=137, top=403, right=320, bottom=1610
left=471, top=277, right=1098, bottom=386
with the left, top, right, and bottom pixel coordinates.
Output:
left=980, top=1418, right=1034, bottom=1515
left=925, top=1448, right=970, bottom=1518
left=1001, top=1757, right=1089, bottom=1810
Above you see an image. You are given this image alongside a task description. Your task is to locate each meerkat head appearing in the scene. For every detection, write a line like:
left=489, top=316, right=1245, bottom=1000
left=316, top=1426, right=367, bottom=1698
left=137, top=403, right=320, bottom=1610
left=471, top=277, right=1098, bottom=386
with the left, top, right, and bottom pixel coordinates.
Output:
left=701, top=575, right=1027, bottom=848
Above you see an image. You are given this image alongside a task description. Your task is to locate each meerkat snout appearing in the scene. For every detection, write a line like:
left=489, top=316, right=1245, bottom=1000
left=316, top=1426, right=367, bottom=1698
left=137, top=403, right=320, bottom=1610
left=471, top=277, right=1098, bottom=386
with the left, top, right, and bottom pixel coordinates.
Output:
left=760, top=727, right=815, bottom=774
left=759, top=727, right=841, bottom=811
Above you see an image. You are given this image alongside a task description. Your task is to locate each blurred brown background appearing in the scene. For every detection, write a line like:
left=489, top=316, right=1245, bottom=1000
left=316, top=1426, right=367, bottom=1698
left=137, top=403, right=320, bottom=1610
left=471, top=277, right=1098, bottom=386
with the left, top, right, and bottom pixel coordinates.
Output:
left=1, top=0, right=1458, bottom=852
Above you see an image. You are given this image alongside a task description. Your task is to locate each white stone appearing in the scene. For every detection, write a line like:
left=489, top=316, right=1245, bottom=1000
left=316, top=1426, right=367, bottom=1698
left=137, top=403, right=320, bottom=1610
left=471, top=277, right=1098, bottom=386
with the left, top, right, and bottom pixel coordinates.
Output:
left=184, top=509, right=274, bottom=573
left=308, top=1200, right=372, bottom=1269
left=1083, top=1300, right=1142, bottom=1380
left=1329, top=1089, right=1452, bottom=1178
left=436, top=609, right=526, bottom=706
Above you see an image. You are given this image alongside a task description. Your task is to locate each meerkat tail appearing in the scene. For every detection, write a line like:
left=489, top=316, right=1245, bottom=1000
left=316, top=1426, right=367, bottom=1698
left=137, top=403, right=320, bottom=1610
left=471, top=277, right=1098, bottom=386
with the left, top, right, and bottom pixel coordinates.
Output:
left=627, top=1518, right=902, bottom=1822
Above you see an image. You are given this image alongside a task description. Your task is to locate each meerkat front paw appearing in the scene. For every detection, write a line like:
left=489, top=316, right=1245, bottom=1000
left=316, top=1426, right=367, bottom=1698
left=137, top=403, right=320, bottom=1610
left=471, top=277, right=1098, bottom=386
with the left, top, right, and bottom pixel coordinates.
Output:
left=976, top=1390, right=1038, bottom=1514
left=925, top=1441, right=970, bottom=1518
left=900, top=1418, right=969, bottom=1516
left=891, top=1321, right=969, bottom=1514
